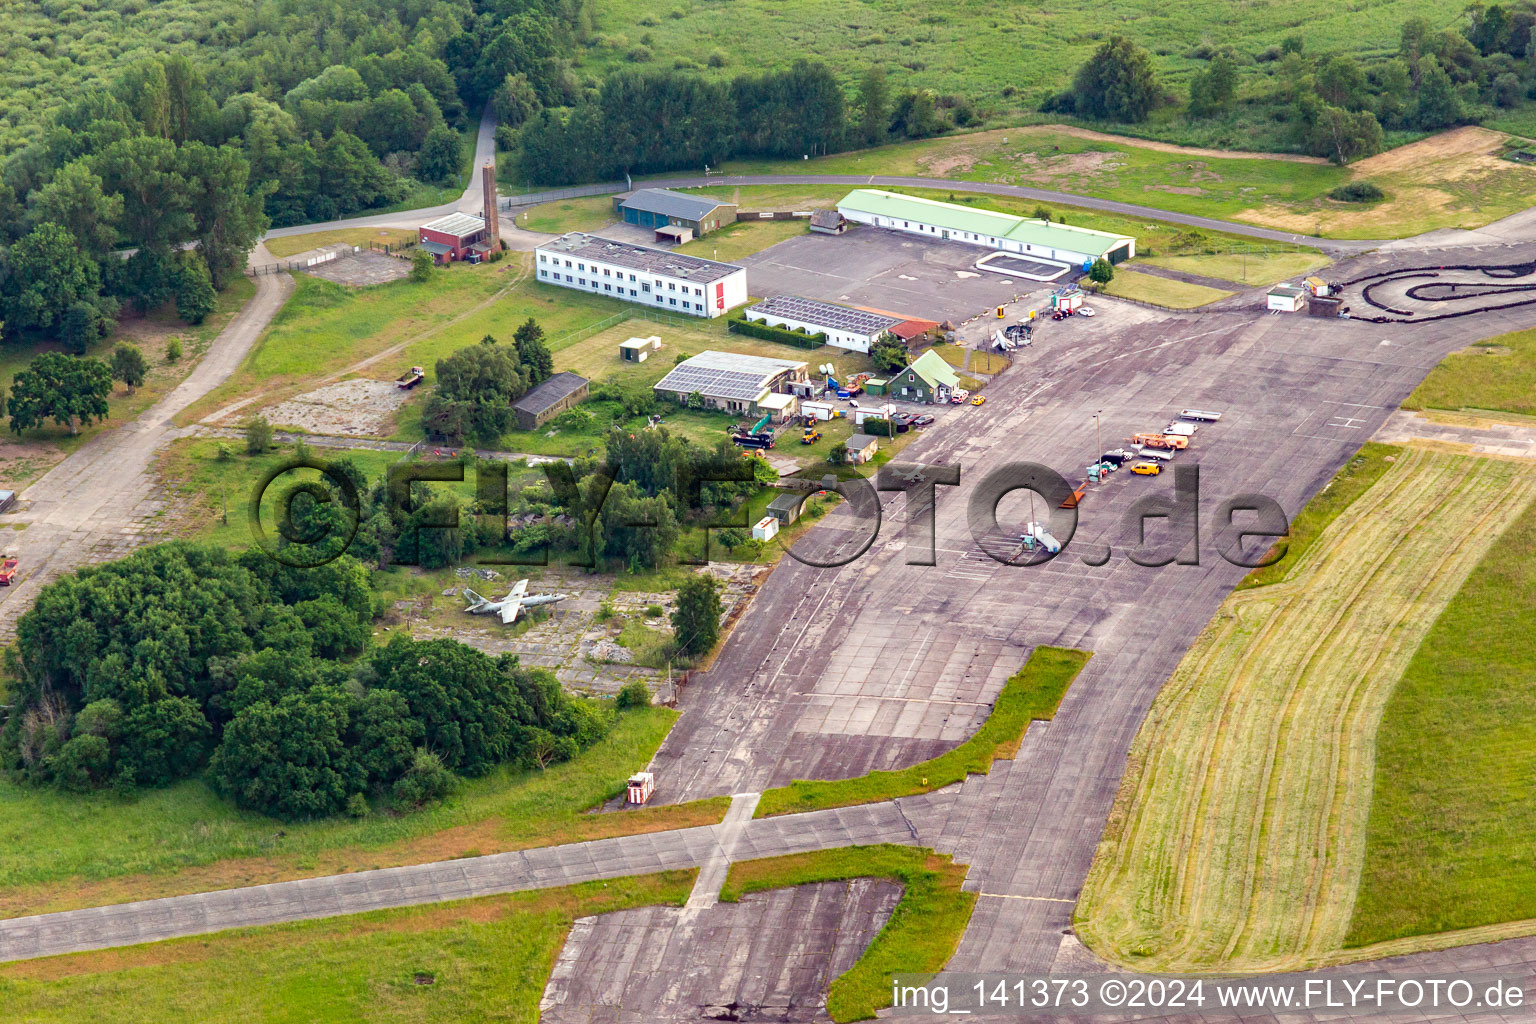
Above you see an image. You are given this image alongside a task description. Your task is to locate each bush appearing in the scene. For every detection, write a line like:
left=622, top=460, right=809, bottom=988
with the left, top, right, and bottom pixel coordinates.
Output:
left=390, top=749, right=455, bottom=809
left=625, top=45, right=653, bottom=63
left=245, top=414, right=273, bottom=454
left=165, top=338, right=182, bottom=363
left=727, top=316, right=827, bottom=348
left=1328, top=181, right=1386, bottom=203
left=1089, top=258, right=1114, bottom=284
left=52, top=734, right=112, bottom=792
left=410, top=248, right=433, bottom=282
left=644, top=604, right=664, bottom=617
left=615, top=680, right=651, bottom=709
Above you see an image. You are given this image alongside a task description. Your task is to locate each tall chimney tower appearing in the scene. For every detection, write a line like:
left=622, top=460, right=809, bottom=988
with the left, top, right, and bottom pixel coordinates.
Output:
left=481, top=161, right=500, bottom=248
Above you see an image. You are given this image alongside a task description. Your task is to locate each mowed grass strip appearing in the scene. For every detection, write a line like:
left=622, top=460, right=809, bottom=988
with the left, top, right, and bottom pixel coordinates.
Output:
left=1347, top=496, right=1536, bottom=947
left=0, top=707, right=728, bottom=919
left=1075, top=447, right=1536, bottom=974
left=753, top=647, right=1088, bottom=818
left=0, top=871, right=695, bottom=1023
left=720, top=845, right=974, bottom=1023
left=1404, top=324, right=1536, bottom=419
left=1096, top=269, right=1233, bottom=309
left=1240, top=442, right=1401, bottom=589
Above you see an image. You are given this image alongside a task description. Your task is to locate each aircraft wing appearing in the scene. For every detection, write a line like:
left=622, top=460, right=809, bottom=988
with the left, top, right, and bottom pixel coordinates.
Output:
left=499, top=599, right=523, bottom=624
left=508, top=579, right=529, bottom=599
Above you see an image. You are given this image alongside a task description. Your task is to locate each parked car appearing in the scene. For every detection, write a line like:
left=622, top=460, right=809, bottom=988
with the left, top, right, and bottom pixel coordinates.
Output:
left=1131, top=462, right=1163, bottom=475
left=1079, top=306, right=1096, bottom=317
left=971, top=395, right=987, bottom=406
left=912, top=414, right=935, bottom=426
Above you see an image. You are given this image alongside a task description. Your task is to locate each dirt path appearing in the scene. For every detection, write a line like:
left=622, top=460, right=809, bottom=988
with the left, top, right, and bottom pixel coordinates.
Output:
left=1076, top=447, right=1536, bottom=974
left=1018, top=124, right=1332, bottom=164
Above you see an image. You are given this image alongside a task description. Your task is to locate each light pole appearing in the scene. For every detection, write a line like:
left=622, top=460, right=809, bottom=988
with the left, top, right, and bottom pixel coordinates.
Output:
left=1094, top=409, right=1102, bottom=479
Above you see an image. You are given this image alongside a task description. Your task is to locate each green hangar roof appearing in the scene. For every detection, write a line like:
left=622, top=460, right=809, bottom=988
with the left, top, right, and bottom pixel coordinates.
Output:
left=835, top=189, right=1134, bottom=258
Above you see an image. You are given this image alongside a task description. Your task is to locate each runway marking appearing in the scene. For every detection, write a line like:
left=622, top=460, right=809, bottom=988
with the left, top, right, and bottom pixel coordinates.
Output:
left=796, top=692, right=994, bottom=707
left=978, top=893, right=1077, bottom=904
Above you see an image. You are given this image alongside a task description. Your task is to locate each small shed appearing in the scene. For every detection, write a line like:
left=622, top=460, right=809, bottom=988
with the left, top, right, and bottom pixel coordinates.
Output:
left=655, top=224, right=693, bottom=244
left=767, top=491, right=805, bottom=525
left=756, top=392, right=799, bottom=422
left=1267, top=284, right=1306, bottom=312
left=1308, top=295, right=1344, bottom=318
left=626, top=772, right=655, bottom=804
left=752, top=515, right=780, bottom=542
left=1304, top=276, right=1330, bottom=297
left=620, top=335, right=661, bottom=362
left=512, top=372, right=590, bottom=430
left=809, top=209, right=848, bottom=235
left=864, top=378, right=888, bottom=396
left=845, top=433, right=879, bottom=464
left=801, top=400, right=835, bottom=422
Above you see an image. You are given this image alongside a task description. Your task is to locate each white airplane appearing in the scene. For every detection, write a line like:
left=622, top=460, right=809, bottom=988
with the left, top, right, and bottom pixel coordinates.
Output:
left=462, top=579, right=568, bottom=624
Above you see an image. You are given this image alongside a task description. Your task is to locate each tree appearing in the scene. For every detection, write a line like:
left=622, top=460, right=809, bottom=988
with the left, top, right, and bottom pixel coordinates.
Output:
left=175, top=251, right=217, bottom=325
left=1089, top=259, right=1115, bottom=285
left=1188, top=53, right=1237, bottom=118
left=514, top=318, right=553, bottom=384
left=871, top=335, right=911, bottom=374
left=1069, top=36, right=1160, bottom=122
left=120, top=696, right=212, bottom=786
left=178, top=142, right=268, bottom=289
left=1316, top=55, right=1368, bottom=110
left=4, top=223, right=103, bottom=332
left=165, top=338, right=182, bottom=363
left=245, top=414, right=273, bottom=454
left=491, top=74, right=541, bottom=130
left=1306, top=104, right=1384, bottom=164
left=110, top=344, right=147, bottom=390
left=417, top=125, right=462, bottom=186
left=411, top=248, right=433, bottom=282
left=858, top=65, right=890, bottom=147
left=671, top=573, right=721, bottom=657
left=209, top=686, right=361, bottom=819
left=1413, top=57, right=1464, bottom=129
left=421, top=341, right=528, bottom=444
left=28, top=160, right=123, bottom=256
left=61, top=301, right=103, bottom=356
left=8, top=353, right=112, bottom=435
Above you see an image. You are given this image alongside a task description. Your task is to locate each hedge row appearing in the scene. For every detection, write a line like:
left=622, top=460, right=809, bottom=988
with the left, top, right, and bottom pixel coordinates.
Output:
left=728, top=316, right=827, bottom=349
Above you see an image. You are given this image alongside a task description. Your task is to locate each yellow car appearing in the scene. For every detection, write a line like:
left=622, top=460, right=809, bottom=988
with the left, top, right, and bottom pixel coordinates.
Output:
left=971, top=395, right=986, bottom=406
left=1130, top=462, right=1162, bottom=476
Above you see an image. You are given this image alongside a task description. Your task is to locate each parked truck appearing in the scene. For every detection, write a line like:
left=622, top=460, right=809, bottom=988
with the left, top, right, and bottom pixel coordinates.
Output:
left=396, top=366, right=425, bottom=389
left=732, top=431, right=776, bottom=450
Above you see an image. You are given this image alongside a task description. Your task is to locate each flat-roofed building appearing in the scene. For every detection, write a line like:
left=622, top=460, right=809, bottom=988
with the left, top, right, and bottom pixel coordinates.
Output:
left=653, top=350, right=808, bottom=415
left=534, top=233, right=747, bottom=318
left=744, top=294, right=902, bottom=354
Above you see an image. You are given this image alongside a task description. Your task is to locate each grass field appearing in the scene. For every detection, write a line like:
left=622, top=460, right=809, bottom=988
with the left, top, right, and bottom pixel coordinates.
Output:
left=513, top=195, right=618, bottom=234
left=1096, top=270, right=1233, bottom=308
left=0, top=706, right=729, bottom=919
left=1239, top=442, right=1401, bottom=589
left=1138, top=249, right=1328, bottom=287
left=755, top=646, right=1088, bottom=818
left=1076, top=447, right=1536, bottom=973
left=1347, top=497, right=1536, bottom=947
left=1404, top=325, right=1536, bottom=419
left=0, top=871, right=695, bottom=1023
left=263, top=228, right=419, bottom=260
left=677, top=218, right=810, bottom=262
left=721, top=845, right=974, bottom=1023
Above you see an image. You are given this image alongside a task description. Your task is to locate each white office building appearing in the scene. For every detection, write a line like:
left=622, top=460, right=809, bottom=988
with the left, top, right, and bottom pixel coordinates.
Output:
left=534, top=232, right=748, bottom=318
left=744, top=294, right=902, bottom=354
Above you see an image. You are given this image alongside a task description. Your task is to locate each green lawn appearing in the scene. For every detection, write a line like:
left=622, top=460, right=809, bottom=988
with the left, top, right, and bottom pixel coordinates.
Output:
left=263, top=227, right=418, bottom=260
left=1096, top=269, right=1232, bottom=308
left=755, top=646, right=1088, bottom=817
left=512, top=195, right=618, bottom=234
left=1347, top=492, right=1536, bottom=946
left=1404, top=325, right=1536, bottom=419
left=1239, top=441, right=1401, bottom=589
left=1138, top=248, right=1329, bottom=287
left=676, top=218, right=809, bottom=262
left=721, top=845, right=974, bottom=1023
left=0, top=872, right=695, bottom=1023
left=0, top=706, right=728, bottom=917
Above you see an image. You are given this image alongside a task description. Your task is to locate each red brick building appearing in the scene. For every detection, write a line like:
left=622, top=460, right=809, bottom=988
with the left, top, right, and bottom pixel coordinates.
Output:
left=418, top=212, right=488, bottom=264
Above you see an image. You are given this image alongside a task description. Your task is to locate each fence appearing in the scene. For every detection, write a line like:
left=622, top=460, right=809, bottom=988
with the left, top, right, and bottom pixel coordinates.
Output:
left=549, top=307, right=696, bottom=350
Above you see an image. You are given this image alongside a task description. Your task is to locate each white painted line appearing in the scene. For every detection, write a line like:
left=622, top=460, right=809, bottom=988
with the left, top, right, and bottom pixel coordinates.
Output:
left=978, top=893, right=1076, bottom=904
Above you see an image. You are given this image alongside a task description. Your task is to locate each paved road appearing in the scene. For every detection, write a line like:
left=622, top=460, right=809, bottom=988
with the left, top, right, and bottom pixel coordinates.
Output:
left=0, top=261, right=295, bottom=638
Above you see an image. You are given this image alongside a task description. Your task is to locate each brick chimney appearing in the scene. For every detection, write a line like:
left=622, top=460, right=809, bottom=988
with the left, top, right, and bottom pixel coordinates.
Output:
left=481, top=161, right=499, bottom=248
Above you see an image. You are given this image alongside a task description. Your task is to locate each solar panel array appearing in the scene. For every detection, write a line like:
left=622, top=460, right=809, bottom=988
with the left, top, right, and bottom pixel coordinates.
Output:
left=654, top=351, right=805, bottom=402
left=748, top=295, right=901, bottom=336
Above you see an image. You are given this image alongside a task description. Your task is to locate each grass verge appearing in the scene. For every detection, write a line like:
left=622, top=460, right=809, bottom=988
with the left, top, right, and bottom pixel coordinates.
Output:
left=1075, top=447, right=1536, bottom=973
left=0, top=706, right=728, bottom=918
left=1095, top=270, right=1233, bottom=308
left=1403, top=325, right=1536, bottom=419
left=1239, top=441, right=1400, bottom=588
left=1346, top=495, right=1536, bottom=946
left=0, top=871, right=695, bottom=1022
left=720, top=845, right=974, bottom=1023
left=1138, top=249, right=1329, bottom=287
left=754, top=646, right=1088, bottom=818
left=263, top=227, right=418, bottom=260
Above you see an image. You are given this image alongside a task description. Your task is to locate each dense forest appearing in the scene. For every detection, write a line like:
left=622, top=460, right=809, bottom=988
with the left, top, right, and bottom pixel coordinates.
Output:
left=0, top=542, right=619, bottom=819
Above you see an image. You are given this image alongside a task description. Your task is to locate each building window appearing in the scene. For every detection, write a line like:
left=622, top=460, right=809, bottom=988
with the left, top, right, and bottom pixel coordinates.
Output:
left=604, top=283, right=611, bottom=291
left=538, top=254, right=546, bottom=263
left=641, top=283, right=650, bottom=292
left=695, top=303, right=703, bottom=312
left=565, top=274, right=572, bottom=282
left=669, top=298, right=676, bottom=305
left=578, top=278, right=586, bottom=287
left=629, top=273, right=636, bottom=282
left=577, top=263, right=584, bottom=271
left=667, top=282, right=675, bottom=291
left=603, top=268, right=610, bottom=276
left=630, top=289, right=637, bottom=297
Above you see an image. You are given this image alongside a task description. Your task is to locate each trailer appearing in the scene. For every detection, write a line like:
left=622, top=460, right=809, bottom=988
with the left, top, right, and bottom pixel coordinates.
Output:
left=1163, top=422, right=1197, bottom=437
left=1179, top=408, right=1223, bottom=422
left=0, top=557, right=17, bottom=586
left=396, top=366, right=426, bottom=390
left=1130, top=432, right=1189, bottom=450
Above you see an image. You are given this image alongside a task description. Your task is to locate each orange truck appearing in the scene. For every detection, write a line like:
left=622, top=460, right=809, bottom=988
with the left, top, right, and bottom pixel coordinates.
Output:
left=0, top=557, right=18, bottom=586
left=1130, top=432, right=1189, bottom=450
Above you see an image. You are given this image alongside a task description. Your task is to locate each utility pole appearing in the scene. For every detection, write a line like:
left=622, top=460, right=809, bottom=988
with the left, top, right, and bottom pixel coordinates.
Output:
left=1094, top=409, right=1102, bottom=479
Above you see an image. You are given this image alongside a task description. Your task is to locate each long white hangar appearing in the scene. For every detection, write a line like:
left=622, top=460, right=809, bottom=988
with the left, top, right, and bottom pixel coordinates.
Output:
left=535, top=232, right=748, bottom=318
left=835, top=189, right=1135, bottom=280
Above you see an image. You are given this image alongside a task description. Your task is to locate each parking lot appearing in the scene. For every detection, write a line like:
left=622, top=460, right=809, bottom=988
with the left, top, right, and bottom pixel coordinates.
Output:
left=740, top=226, right=1059, bottom=324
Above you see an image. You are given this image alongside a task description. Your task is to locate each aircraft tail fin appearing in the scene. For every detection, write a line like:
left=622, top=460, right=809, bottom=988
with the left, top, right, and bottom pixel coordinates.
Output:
left=463, top=588, right=486, bottom=605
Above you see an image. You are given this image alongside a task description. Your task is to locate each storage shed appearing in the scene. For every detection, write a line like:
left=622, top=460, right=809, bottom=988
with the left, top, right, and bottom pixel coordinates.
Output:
left=613, top=188, right=737, bottom=239
left=844, top=433, right=879, bottom=464
left=1267, top=284, right=1307, bottom=312
left=419, top=212, right=487, bottom=264
left=512, top=372, right=590, bottom=430
left=620, top=335, right=662, bottom=362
